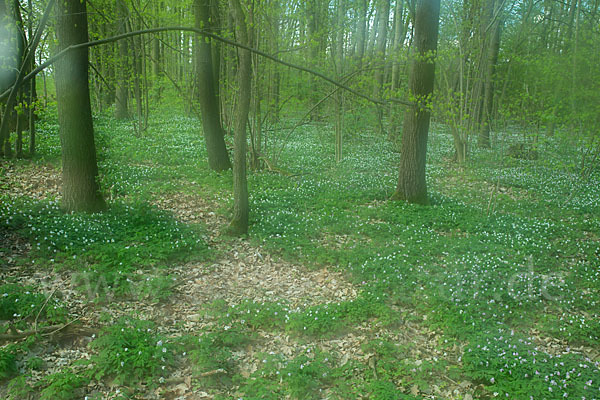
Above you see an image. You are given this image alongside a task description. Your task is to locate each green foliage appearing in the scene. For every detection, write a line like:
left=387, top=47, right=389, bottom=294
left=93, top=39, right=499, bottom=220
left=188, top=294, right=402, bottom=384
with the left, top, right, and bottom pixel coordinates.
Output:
left=213, top=293, right=389, bottom=338
left=218, top=299, right=289, bottom=331
left=365, top=380, right=412, bottom=400
left=135, top=273, right=178, bottom=303
left=237, top=350, right=334, bottom=400
left=5, top=66, right=600, bottom=399
left=0, top=198, right=206, bottom=263
left=38, top=369, right=86, bottom=400
left=463, top=328, right=600, bottom=399
left=0, top=344, right=19, bottom=381
left=0, top=283, right=66, bottom=328
left=181, top=329, right=251, bottom=388
left=0, top=197, right=208, bottom=298
left=88, top=317, right=177, bottom=386
left=6, top=375, right=35, bottom=399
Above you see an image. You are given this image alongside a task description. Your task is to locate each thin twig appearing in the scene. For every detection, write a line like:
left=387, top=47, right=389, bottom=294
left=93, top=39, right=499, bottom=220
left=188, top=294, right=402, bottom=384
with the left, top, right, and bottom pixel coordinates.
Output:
left=34, top=287, right=57, bottom=334
left=40, top=316, right=83, bottom=337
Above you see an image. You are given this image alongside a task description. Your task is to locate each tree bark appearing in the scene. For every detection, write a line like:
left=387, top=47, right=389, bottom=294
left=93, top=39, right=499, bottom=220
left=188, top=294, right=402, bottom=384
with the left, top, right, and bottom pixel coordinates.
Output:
left=227, top=0, right=252, bottom=235
left=194, top=0, right=232, bottom=172
left=392, top=0, right=440, bottom=205
left=55, top=0, right=106, bottom=213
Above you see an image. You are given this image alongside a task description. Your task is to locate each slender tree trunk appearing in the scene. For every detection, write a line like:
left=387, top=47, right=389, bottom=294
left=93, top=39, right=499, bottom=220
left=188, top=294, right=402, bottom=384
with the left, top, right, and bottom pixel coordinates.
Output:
left=392, top=0, right=440, bottom=205
left=367, top=2, right=379, bottom=60
left=152, top=1, right=161, bottom=78
left=373, top=0, right=391, bottom=97
left=15, top=92, right=23, bottom=158
left=335, top=0, right=345, bottom=163
left=28, top=74, right=36, bottom=155
left=115, top=0, right=129, bottom=119
left=389, top=0, right=406, bottom=145
left=54, top=0, right=106, bottom=213
left=227, top=0, right=252, bottom=235
left=27, top=0, right=36, bottom=156
left=479, top=2, right=501, bottom=149
left=210, top=0, right=222, bottom=105
left=306, top=0, right=323, bottom=115
left=268, top=1, right=281, bottom=123
left=354, top=0, right=368, bottom=67
left=194, top=0, right=232, bottom=171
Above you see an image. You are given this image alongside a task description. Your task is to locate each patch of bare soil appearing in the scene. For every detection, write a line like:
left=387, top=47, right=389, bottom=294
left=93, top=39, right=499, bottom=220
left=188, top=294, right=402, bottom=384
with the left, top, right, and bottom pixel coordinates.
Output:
left=1, top=162, right=472, bottom=400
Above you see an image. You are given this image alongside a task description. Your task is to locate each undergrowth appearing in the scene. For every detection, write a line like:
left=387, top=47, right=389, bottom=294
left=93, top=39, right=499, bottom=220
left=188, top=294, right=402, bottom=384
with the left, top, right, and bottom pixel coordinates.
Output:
left=2, top=108, right=599, bottom=399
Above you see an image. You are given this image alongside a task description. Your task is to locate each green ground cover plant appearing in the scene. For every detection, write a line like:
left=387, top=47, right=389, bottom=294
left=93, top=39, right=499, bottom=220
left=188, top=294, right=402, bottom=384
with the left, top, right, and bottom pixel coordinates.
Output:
left=88, top=316, right=178, bottom=386
left=0, top=197, right=209, bottom=298
left=2, top=108, right=598, bottom=399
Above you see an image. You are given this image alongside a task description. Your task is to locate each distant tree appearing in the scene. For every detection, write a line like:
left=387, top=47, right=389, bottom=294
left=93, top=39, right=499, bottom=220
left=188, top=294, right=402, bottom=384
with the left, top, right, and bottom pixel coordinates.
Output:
left=193, top=0, right=231, bottom=172
left=392, top=0, right=440, bottom=204
left=54, top=0, right=106, bottom=213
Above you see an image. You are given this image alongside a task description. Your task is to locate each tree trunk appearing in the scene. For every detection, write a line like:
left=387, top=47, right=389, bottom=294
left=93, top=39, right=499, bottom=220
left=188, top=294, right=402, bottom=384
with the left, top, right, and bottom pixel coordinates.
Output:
left=130, top=17, right=144, bottom=132
left=366, top=1, right=379, bottom=60
left=194, top=0, right=232, bottom=172
left=388, top=0, right=406, bottom=145
left=227, top=0, right=252, bottom=235
left=114, top=0, right=129, bottom=119
left=373, top=0, right=391, bottom=97
left=15, top=93, right=23, bottom=158
left=479, top=1, right=502, bottom=149
left=335, top=0, right=345, bottom=163
left=54, top=0, right=106, bottom=213
left=0, top=0, right=24, bottom=157
left=392, top=0, right=440, bottom=205
left=354, top=0, right=368, bottom=67
left=268, top=1, right=281, bottom=124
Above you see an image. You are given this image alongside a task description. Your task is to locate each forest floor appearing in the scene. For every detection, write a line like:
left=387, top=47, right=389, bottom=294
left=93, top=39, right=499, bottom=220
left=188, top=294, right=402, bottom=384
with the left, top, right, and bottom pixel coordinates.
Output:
left=1, top=107, right=599, bottom=400
left=1, top=160, right=459, bottom=400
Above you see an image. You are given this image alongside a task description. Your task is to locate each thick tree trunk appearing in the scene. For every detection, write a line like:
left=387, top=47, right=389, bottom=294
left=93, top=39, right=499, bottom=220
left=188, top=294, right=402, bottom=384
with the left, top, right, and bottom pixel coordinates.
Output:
left=55, top=0, right=106, bottom=213
left=392, top=0, right=440, bottom=205
left=227, top=0, right=252, bottom=235
left=0, top=0, right=24, bottom=157
left=194, top=0, right=232, bottom=172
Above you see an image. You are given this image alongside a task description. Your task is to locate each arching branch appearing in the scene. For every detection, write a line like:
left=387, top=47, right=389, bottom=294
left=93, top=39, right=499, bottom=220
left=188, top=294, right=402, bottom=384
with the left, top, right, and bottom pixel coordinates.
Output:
left=1, top=26, right=413, bottom=107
